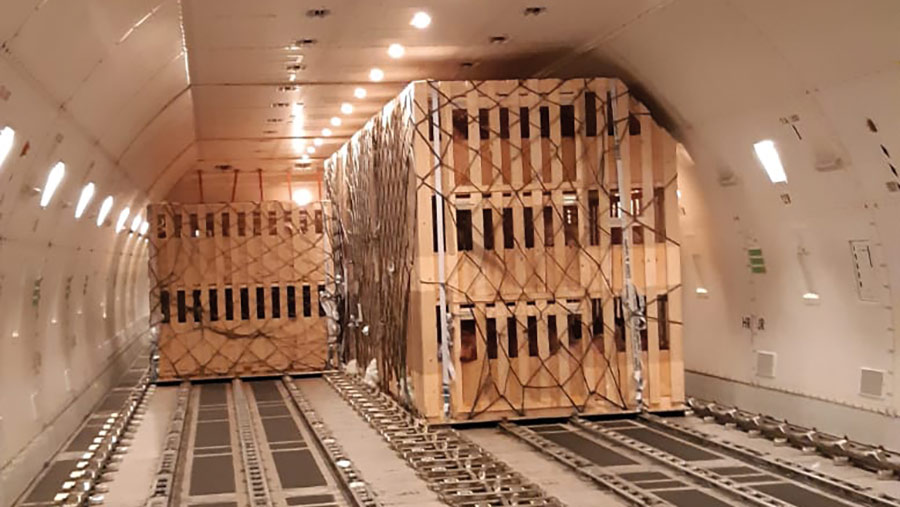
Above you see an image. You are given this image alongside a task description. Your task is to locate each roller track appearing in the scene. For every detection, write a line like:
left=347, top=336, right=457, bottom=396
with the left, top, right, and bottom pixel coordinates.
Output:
left=325, top=372, right=562, bottom=506
left=501, top=414, right=900, bottom=507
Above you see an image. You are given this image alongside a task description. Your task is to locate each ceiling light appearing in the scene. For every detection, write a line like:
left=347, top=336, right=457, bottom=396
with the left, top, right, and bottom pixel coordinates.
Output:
left=354, top=87, right=367, bottom=99
left=313, top=138, right=323, bottom=146
left=292, top=188, right=313, bottom=206
left=369, top=68, right=384, bottom=82
left=97, top=196, right=113, bottom=226
left=802, top=292, right=820, bottom=300
left=753, top=140, right=787, bottom=183
left=388, top=43, right=405, bottom=59
left=139, top=220, right=149, bottom=236
left=0, top=126, right=15, bottom=170
left=330, top=117, right=342, bottom=127
left=695, top=287, right=709, bottom=295
left=74, top=182, right=95, bottom=219
left=40, top=162, right=65, bottom=208
left=306, top=146, right=316, bottom=154
left=115, top=208, right=130, bottom=233
left=410, top=11, right=431, bottom=29
left=322, top=128, right=332, bottom=137
left=289, top=73, right=297, bottom=82
left=130, top=214, right=142, bottom=233
left=340, top=103, right=353, bottom=115
left=300, top=154, right=311, bottom=162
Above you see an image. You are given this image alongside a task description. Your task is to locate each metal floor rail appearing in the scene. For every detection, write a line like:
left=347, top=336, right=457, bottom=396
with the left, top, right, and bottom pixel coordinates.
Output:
left=570, top=417, right=789, bottom=507
left=324, top=373, right=562, bottom=507
left=688, top=398, right=900, bottom=479
left=497, top=421, right=670, bottom=506
left=145, top=382, right=191, bottom=507
left=639, top=412, right=900, bottom=507
left=282, top=376, right=381, bottom=507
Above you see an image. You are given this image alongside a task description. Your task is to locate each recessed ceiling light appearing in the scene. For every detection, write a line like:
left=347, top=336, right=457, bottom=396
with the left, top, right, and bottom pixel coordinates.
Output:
left=410, top=11, right=431, bottom=29
left=130, top=214, right=142, bottom=233
left=388, top=43, right=405, bottom=59
left=322, top=128, right=332, bottom=137
left=306, top=146, right=316, bottom=154
left=0, top=126, right=15, bottom=170
left=40, top=161, right=65, bottom=208
left=74, top=182, right=95, bottom=219
left=354, top=87, right=367, bottom=99
left=313, top=138, right=323, bottom=146
left=369, top=68, right=384, bottom=82
left=330, top=117, right=342, bottom=127
left=115, top=207, right=130, bottom=233
left=340, top=103, right=353, bottom=115
left=293, top=188, right=313, bottom=206
left=97, top=196, right=113, bottom=227
left=753, top=140, right=787, bottom=183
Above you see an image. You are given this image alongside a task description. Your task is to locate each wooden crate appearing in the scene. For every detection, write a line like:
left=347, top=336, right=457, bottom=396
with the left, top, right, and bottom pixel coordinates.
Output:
left=325, top=78, right=684, bottom=422
left=148, top=200, right=328, bottom=381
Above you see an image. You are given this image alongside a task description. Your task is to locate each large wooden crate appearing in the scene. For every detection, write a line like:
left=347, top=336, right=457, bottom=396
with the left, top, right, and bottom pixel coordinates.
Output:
left=148, top=200, right=328, bottom=381
left=325, top=78, right=684, bottom=422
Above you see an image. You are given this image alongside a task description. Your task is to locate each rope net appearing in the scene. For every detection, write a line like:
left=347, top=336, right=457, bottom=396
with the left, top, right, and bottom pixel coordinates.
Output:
left=327, top=77, right=684, bottom=420
left=148, top=200, right=329, bottom=380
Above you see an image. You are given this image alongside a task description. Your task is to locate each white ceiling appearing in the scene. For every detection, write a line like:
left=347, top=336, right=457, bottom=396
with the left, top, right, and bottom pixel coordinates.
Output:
left=2, top=0, right=896, bottom=198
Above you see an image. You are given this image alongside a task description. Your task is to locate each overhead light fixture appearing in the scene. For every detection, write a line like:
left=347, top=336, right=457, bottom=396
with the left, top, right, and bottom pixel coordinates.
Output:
left=74, top=182, right=95, bottom=219
left=289, top=73, right=296, bottom=82
left=802, top=292, right=820, bottom=300
left=753, top=140, right=787, bottom=183
left=388, top=43, right=405, bottom=59
left=292, top=188, right=313, bottom=206
left=369, top=68, right=384, bottom=82
left=115, top=207, right=130, bottom=233
left=330, top=117, right=342, bottom=127
left=130, top=214, right=142, bottom=233
left=410, top=11, right=431, bottom=29
left=695, top=287, right=709, bottom=295
left=354, top=87, right=367, bottom=99
left=300, top=154, right=311, bottom=162
left=97, top=196, right=114, bottom=226
left=306, top=146, right=316, bottom=154
left=322, top=128, right=332, bottom=137
left=0, top=126, right=15, bottom=170
left=313, top=138, right=323, bottom=146
left=340, top=103, right=353, bottom=115
left=139, top=220, right=149, bottom=236
left=40, top=161, right=66, bottom=208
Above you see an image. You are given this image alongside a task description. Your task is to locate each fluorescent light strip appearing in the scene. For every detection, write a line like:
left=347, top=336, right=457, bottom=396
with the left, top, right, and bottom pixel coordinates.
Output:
left=0, top=127, right=15, bottom=170
left=753, top=140, right=787, bottom=183
left=115, top=207, right=130, bottom=233
left=130, top=214, right=142, bottom=233
left=97, top=196, right=114, bottom=226
left=74, top=182, right=95, bottom=219
left=40, top=162, right=66, bottom=208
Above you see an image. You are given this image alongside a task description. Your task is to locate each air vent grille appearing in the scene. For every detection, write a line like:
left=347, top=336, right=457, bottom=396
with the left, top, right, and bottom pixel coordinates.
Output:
left=755, top=350, right=776, bottom=378
left=859, top=368, right=885, bottom=398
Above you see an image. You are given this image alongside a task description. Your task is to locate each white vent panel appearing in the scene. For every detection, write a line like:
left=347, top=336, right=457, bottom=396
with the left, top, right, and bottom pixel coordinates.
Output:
left=755, top=350, right=776, bottom=379
left=859, top=368, right=885, bottom=398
